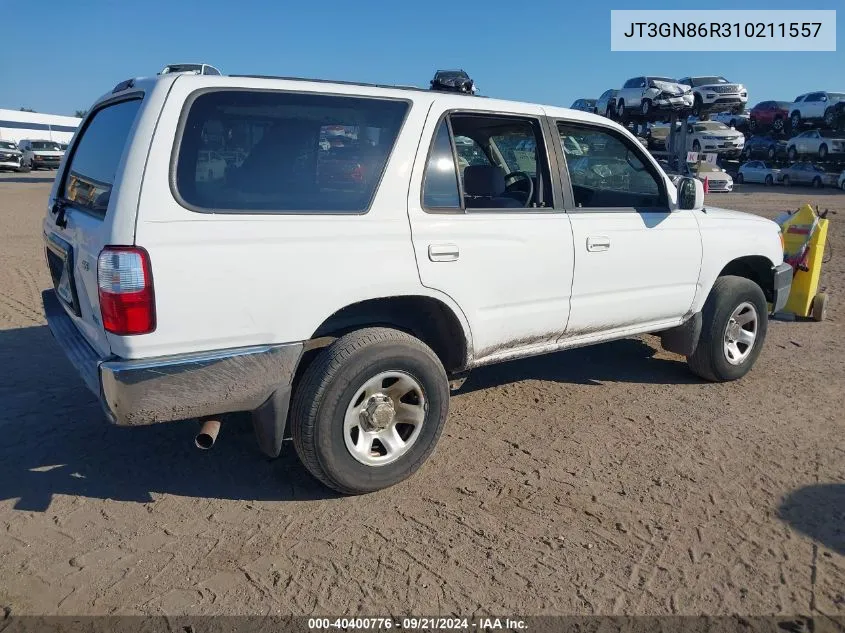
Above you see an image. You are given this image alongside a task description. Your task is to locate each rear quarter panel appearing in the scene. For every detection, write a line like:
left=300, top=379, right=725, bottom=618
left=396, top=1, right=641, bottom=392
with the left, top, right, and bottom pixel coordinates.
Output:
left=123, top=77, right=464, bottom=359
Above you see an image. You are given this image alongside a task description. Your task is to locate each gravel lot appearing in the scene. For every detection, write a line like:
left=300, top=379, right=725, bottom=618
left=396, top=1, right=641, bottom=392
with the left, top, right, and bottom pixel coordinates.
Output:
left=0, top=170, right=843, bottom=617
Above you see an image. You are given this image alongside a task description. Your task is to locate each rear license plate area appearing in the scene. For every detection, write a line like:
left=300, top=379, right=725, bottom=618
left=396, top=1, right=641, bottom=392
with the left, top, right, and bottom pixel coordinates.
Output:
left=45, top=232, right=81, bottom=316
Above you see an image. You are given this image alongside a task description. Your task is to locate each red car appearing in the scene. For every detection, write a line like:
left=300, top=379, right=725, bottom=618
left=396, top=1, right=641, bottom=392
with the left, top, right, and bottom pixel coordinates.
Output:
left=749, top=101, right=792, bottom=134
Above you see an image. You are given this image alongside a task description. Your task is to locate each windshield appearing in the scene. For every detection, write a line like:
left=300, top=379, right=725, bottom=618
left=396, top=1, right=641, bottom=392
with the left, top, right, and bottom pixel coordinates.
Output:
left=690, top=77, right=729, bottom=86
left=828, top=93, right=845, bottom=99
left=776, top=102, right=792, bottom=109
left=0, top=142, right=16, bottom=150
left=31, top=141, right=61, bottom=150
left=650, top=77, right=675, bottom=84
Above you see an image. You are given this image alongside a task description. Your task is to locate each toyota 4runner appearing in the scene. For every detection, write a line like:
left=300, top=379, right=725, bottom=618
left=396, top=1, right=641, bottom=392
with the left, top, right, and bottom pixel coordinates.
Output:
left=41, top=72, right=793, bottom=494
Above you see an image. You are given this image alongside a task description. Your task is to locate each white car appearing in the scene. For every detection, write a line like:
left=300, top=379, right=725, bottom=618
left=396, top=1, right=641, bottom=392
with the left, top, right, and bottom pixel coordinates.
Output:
left=195, top=150, right=228, bottom=181
left=677, top=76, right=748, bottom=116
left=788, top=91, right=845, bottom=130
left=711, top=111, right=750, bottom=129
left=40, top=71, right=792, bottom=495
left=18, top=139, right=65, bottom=170
left=0, top=140, right=23, bottom=171
left=689, top=162, right=734, bottom=192
left=686, top=121, right=746, bottom=157
left=614, top=76, right=694, bottom=119
left=786, top=129, right=845, bottom=161
left=737, top=161, right=782, bottom=186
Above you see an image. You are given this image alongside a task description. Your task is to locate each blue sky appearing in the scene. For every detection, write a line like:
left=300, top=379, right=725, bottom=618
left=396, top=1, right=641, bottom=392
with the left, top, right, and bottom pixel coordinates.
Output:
left=0, top=0, right=841, bottom=116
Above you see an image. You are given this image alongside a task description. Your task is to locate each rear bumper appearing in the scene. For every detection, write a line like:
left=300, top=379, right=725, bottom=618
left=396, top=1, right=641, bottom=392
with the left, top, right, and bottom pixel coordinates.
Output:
left=42, top=289, right=303, bottom=427
left=772, top=263, right=793, bottom=313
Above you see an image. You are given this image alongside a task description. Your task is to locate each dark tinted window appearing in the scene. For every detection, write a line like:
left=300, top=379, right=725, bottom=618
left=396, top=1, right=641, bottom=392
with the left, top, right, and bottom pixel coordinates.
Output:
left=175, top=90, right=409, bottom=213
left=62, top=98, right=142, bottom=217
left=422, top=121, right=461, bottom=210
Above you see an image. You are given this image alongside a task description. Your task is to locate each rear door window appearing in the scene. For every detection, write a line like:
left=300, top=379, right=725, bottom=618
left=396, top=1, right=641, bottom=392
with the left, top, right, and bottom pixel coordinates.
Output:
left=62, top=98, right=142, bottom=218
left=173, top=90, right=410, bottom=214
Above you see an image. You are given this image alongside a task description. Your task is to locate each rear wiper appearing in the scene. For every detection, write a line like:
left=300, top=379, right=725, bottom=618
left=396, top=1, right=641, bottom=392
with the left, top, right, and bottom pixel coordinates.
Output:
left=51, top=195, right=73, bottom=228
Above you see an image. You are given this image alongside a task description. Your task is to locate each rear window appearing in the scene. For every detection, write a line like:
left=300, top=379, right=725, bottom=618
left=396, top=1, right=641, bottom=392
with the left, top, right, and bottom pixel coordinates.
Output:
left=63, top=98, right=142, bottom=217
left=173, top=90, right=410, bottom=214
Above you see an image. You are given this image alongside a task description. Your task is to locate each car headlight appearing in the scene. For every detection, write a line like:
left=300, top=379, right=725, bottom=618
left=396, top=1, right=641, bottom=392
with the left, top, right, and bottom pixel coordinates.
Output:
left=741, top=92, right=747, bottom=97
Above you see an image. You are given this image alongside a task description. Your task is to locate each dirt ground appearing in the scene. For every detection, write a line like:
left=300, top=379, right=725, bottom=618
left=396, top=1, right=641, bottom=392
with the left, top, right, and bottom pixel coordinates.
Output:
left=0, top=171, right=843, bottom=618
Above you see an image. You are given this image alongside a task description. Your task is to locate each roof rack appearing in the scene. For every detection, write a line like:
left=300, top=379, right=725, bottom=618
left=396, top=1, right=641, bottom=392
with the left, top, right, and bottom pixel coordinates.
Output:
left=226, top=74, right=485, bottom=97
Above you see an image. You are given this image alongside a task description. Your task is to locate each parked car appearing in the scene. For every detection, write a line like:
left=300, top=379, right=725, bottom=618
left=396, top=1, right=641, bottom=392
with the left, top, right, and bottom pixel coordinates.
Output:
left=824, top=100, right=845, bottom=130
left=789, top=91, right=845, bottom=130
left=615, top=76, right=694, bottom=119
left=780, top=162, right=839, bottom=188
left=737, top=161, right=782, bottom=186
left=748, top=101, right=792, bottom=134
left=570, top=98, right=597, bottom=113
left=786, top=129, right=845, bottom=161
left=677, top=76, right=748, bottom=116
left=0, top=140, right=23, bottom=171
left=686, top=121, right=746, bottom=157
left=159, top=63, right=222, bottom=76
left=195, top=150, right=228, bottom=182
left=742, top=135, right=788, bottom=161
left=646, top=122, right=673, bottom=151
left=596, top=89, right=618, bottom=118
left=711, top=111, right=750, bottom=132
left=18, top=139, right=64, bottom=170
left=40, top=71, right=791, bottom=495
left=688, top=161, right=734, bottom=192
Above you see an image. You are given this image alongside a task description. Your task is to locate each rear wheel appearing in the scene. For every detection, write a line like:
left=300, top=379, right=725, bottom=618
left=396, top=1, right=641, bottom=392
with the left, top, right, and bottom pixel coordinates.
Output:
left=813, top=177, right=822, bottom=188
left=791, top=112, right=801, bottom=130
left=787, top=147, right=797, bottom=162
left=692, top=95, right=703, bottom=117
left=737, top=172, right=744, bottom=184
left=765, top=174, right=773, bottom=186
left=641, top=99, right=651, bottom=116
left=688, top=276, right=768, bottom=382
left=824, top=108, right=835, bottom=127
left=290, top=327, right=450, bottom=495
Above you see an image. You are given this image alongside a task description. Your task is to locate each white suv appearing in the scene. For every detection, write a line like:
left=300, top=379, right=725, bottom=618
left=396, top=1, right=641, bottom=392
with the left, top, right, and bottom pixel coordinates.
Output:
left=41, top=72, right=792, bottom=494
left=789, top=91, right=845, bottom=130
left=677, top=76, right=748, bottom=116
left=614, top=76, right=694, bottom=119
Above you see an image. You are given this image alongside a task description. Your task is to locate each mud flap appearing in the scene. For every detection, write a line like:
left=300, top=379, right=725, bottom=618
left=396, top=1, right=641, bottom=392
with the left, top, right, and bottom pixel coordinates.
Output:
left=251, top=387, right=292, bottom=458
left=660, top=313, right=702, bottom=357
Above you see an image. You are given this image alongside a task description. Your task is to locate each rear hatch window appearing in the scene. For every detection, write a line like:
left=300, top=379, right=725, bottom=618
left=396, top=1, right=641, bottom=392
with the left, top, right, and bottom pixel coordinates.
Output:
left=172, top=90, right=410, bottom=213
left=62, top=98, right=143, bottom=219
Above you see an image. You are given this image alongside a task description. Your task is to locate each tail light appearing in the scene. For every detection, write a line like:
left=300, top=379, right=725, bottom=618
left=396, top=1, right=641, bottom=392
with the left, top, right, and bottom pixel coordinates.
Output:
left=97, top=246, right=155, bottom=335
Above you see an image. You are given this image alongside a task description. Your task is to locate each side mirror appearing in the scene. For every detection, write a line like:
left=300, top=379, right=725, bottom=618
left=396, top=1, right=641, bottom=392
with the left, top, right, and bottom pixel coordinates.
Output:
left=678, top=177, right=704, bottom=210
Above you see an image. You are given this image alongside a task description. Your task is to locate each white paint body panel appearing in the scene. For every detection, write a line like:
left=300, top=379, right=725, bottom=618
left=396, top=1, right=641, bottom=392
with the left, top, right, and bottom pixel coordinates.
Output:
left=43, top=73, right=786, bottom=370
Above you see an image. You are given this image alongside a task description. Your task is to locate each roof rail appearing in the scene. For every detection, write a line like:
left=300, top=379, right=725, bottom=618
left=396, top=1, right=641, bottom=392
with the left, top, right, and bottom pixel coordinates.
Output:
left=226, top=74, right=486, bottom=97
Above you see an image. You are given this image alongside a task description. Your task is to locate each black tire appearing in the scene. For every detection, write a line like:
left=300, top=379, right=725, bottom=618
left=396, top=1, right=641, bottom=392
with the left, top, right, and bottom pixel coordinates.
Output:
left=641, top=99, right=651, bottom=116
left=692, top=95, right=703, bottom=117
left=749, top=118, right=758, bottom=131
left=687, top=276, right=769, bottom=382
left=767, top=146, right=776, bottom=160
left=617, top=100, right=626, bottom=121
left=290, top=327, right=450, bottom=495
left=765, top=174, right=773, bottom=186
left=813, top=176, right=822, bottom=188
left=824, top=108, right=835, bottom=128
left=692, top=140, right=701, bottom=154
left=736, top=172, right=744, bottom=184
left=787, top=147, right=797, bottom=162
left=772, top=117, right=784, bottom=132
left=791, top=112, right=801, bottom=130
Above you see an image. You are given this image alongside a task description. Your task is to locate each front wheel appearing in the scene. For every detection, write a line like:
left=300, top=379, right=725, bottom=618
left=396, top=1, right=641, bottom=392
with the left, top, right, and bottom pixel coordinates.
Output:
left=692, top=95, right=703, bottom=117
left=687, top=276, right=768, bottom=382
left=824, top=108, right=835, bottom=127
left=765, top=174, right=773, bottom=186
left=813, top=177, right=823, bottom=188
left=737, top=172, right=744, bottom=184
left=641, top=99, right=651, bottom=116
left=290, top=327, right=450, bottom=495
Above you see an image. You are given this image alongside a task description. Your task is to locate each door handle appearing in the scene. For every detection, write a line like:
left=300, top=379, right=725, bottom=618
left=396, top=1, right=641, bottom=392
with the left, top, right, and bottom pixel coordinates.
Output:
left=586, top=235, right=611, bottom=252
left=428, top=243, right=459, bottom=262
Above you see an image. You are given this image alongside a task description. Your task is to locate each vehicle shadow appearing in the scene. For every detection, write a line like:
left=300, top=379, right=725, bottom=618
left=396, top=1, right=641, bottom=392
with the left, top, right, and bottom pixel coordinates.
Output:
left=0, top=325, right=339, bottom=512
left=0, top=176, right=56, bottom=184
left=457, top=336, right=699, bottom=395
left=778, top=483, right=845, bottom=555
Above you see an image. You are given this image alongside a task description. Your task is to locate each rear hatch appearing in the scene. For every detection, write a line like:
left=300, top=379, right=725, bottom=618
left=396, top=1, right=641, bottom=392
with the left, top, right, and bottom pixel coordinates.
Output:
left=42, top=87, right=150, bottom=357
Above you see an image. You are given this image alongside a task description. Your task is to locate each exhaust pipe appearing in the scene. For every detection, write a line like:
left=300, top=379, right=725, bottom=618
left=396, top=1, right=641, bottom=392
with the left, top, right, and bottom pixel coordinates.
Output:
left=195, top=418, right=221, bottom=450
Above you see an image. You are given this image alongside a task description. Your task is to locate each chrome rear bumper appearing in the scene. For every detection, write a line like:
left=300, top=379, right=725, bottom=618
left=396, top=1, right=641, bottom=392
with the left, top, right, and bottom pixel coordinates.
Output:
left=42, top=289, right=303, bottom=427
